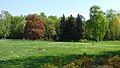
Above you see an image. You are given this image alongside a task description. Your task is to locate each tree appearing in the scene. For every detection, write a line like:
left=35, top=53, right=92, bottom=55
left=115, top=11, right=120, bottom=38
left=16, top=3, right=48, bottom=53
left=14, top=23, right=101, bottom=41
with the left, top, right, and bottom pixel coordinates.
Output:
left=89, top=5, right=101, bottom=18
left=88, top=5, right=109, bottom=41
left=59, top=14, right=66, bottom=41
left=40, top=13, right=60, bottom=40
left=105, top=9, right=120, bottom=40
left=75, top=14, right=84, bottom=40
left=59, top=14, right=84, bottom=41
left=48, top=16, right=61, bottom=40
left=45, top=16, right=56, bottom=40
left=65, top=15, right=76, bottom=41
left=85, top=19, right=93, bottom=39
left=105, top=9, right=116, bottom=40
left=24, top=14, right=45, bottom=40
left=39, top=12, right=47, bottom=21
left=10, top=15, right=25, bottom=39
left=0, top=10, right=12, bottom=39
left=0, top=19, right=4, bottom=38
left=110, top=15, right=120, bottom=40
left=54, top=17, right=61, bottom=40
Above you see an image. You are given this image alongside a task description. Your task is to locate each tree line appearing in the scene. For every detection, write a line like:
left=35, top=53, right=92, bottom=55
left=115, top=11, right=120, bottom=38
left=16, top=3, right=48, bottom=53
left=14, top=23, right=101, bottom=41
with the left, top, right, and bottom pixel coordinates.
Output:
left=0, top=5, right=120, bottom=41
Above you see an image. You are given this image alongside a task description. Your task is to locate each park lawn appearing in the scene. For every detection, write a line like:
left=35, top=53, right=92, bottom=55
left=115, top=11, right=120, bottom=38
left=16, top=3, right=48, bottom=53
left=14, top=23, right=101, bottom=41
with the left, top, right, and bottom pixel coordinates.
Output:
left=0, top=39, right=120, bottom=68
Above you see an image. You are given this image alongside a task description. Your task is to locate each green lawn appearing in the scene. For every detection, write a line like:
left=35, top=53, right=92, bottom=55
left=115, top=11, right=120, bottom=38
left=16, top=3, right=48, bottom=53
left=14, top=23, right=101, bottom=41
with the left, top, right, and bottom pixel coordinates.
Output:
left=0, top=39, right=120, bottom=68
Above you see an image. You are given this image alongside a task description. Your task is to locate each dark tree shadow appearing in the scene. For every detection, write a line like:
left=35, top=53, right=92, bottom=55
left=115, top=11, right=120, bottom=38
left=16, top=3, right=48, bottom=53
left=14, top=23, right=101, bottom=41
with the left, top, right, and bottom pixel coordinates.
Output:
left=0, top=50, right=120, bottom=68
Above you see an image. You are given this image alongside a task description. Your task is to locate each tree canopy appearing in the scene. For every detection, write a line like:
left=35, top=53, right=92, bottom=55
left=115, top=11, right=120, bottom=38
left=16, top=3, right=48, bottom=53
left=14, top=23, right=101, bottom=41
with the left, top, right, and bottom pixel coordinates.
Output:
left=87, top=5, right=109, bottom=41
left=0, top=5, right=120, bottom=41
left=24, top=14, right=45, bottom=40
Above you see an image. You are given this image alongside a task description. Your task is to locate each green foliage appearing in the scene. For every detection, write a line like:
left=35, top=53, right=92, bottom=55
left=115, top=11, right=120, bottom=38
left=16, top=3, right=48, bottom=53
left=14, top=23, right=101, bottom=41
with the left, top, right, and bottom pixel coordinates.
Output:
left=59, top=14, right=84, bottom=41
left=10, top=15, right=25, bottom=39
left=79, top=39, right=87, bottom=42
left=41, top=63, right=57, bottom=68
left=75, top=14, right=85, bottom=40
left=87, top=5, right=109, bottom=41
left=85, top=19, right=93, bottom=39
left=0, top=10, right=12, bottom=38
left=0, top=7, right=120, bottom=41
left=0, top=19, right=4, bottom=37
left=39, top=12, right=47, bottom=21
left=105, top=9, right=118, bottom=40
left=45, top=16, right=57, bottom=40
left=39, top=13, right=60, bottom=40
left=89, top=5, right=101, bottom=18
left=110, top=15, right=120, bottom=40
left=59, top=14, right=66, bottom=41
left=65, top=15, right=76, bottom=41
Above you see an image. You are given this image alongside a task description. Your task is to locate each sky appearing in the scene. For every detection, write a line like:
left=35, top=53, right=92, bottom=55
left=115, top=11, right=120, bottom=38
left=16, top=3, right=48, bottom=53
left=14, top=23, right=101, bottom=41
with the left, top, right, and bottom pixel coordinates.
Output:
left=0, top=0, right=120, bottom=20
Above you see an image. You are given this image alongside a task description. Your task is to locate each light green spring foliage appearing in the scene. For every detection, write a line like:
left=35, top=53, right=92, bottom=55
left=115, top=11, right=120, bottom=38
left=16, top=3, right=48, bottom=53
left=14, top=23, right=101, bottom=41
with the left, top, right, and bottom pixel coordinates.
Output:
left=10, top=15, right=25, bottom=38
left=45, top=16, right=57, bottom=39
left=0, top=19, right=4, bottom=36
left=111, top=15, right=120, bottom=40
left=88, top=5, right=109, bottom=41
left=45, top=15, right=60, bottom=40
left=105, top=9, right=116, bottom=39
left=0, top=10, right=12, bottom=38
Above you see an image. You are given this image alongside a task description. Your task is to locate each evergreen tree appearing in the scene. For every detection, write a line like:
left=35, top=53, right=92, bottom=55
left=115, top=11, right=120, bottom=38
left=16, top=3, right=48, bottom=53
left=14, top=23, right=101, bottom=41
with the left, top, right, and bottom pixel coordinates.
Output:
left=59, top=15, right=76, bottom=41
left=75, top=14, right=84, bottom=41
left=59, top=14, right=66, bottom=41
left=66, top=15, right=76, bottom=41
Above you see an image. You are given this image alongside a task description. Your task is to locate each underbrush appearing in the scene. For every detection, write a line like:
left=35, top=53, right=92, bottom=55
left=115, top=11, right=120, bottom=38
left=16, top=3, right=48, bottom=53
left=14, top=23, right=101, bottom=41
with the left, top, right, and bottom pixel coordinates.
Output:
left=41, top=53, right=120, bottom=68
left=0, top=52, right=120, bottom=68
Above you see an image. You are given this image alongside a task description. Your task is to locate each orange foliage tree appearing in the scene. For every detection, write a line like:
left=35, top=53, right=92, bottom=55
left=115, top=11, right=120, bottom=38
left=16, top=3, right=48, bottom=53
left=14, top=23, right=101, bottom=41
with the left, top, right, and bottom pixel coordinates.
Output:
left=24, top=14, right=45, bottom=40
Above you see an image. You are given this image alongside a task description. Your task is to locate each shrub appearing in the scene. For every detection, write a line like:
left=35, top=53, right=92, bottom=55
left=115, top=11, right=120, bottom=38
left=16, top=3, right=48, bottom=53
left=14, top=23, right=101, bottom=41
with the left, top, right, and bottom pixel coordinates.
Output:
left=41, top=63, right=57, bottom=68
left=64, top=57, right=95, bottom=68
left=109, top=56, right=120, bottom=68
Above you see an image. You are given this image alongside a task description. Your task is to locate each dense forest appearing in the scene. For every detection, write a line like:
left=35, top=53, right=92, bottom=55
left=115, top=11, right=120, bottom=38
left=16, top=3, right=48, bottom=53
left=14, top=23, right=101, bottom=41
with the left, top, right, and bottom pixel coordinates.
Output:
left=0, top=5, right=120, bottom=41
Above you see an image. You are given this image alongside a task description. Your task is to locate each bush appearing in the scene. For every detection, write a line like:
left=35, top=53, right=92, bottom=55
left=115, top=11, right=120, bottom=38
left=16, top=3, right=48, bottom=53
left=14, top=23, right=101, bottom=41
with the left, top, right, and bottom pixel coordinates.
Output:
left=40, top=55, right=120, bottom=68
left=109, top=56, right=120, bottom=68
left=41, top=63, right=57, bottom=68
left=64, top=57, right=95, bottom=68
left=79, top=39, right=87, bottom=42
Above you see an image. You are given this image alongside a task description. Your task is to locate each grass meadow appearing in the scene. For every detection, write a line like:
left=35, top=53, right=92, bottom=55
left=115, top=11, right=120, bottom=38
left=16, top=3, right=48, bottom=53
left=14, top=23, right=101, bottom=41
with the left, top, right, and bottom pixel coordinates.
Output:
left=0, top=39, right=120, bottom=68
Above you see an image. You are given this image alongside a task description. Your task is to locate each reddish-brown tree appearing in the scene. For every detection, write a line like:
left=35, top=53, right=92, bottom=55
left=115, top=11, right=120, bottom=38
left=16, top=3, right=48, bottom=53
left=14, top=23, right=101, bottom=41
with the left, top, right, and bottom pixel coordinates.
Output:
left=24, top=14, right=45, bottom=40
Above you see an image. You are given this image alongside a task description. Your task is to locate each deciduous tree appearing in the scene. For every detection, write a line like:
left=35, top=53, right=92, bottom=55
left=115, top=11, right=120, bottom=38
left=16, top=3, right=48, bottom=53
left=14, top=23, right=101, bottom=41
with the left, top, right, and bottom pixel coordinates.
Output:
left=24, top=14, right=45, bottom=40
left=0, top=10, right=12, bottom=39
left=10, top=15, right=25, bottom=39
left=45, top=16, right=56, bottom=40
left=110, top=15, right=120, bottom=40
left=105, top=9, right=116, bottom=40
left=88, top=5, right=109, bottom=41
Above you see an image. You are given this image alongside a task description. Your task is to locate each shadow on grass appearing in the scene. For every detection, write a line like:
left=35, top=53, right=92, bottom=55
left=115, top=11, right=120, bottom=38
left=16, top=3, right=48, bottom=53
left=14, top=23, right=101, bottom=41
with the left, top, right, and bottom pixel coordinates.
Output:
left=0, top=50, right=120, bottom=68
left=0, top=54, right=77, bottom=68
